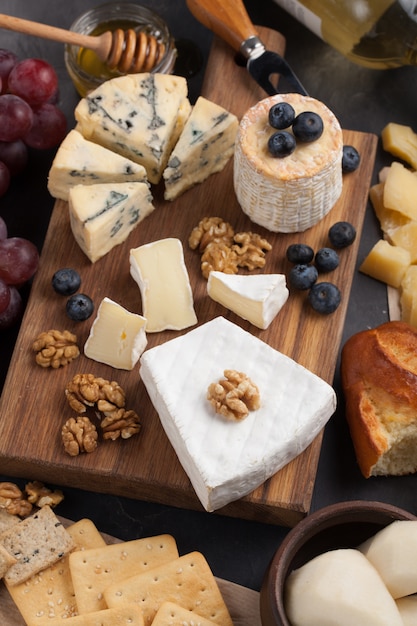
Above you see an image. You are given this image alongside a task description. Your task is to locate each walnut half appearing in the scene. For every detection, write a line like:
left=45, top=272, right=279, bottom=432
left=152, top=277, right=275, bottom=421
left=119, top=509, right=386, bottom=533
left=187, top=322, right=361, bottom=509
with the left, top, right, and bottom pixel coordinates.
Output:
left=0, top=482, right=33, bottom=517
left=62, top=416, right=98, bottom=456
left=207, top=369, right=261, bottom=421
left=65, top=374, right=126, bottom=414
left=101, top=409, right=141, bottom=441
left=33, top=329, right=80, bottom=369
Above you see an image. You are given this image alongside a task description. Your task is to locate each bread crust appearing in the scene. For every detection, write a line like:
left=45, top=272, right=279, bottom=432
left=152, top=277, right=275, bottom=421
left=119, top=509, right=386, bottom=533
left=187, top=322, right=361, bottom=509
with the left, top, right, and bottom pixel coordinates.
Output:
left=341, top=321, right=417, bottom=477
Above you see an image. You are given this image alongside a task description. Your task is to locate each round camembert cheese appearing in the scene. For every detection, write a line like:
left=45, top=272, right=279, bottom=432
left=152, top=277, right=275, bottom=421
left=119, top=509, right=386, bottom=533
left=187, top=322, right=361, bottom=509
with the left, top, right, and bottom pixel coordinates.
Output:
left=234, top=93, right=344, bottom=233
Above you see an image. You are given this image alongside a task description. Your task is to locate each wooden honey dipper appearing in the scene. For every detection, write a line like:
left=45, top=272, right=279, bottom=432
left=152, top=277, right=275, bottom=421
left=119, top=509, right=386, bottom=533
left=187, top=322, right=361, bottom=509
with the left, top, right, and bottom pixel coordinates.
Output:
left=0, top=13, right=166, bottom=73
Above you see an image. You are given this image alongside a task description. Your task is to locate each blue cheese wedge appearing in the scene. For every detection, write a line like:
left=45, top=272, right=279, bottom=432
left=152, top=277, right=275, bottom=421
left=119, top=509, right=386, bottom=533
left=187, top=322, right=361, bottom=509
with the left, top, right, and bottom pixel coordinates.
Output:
left=84, top=298, right=147, bottom=370
left=130, top=238, right=197, bottom=332
left=68, top=181, right=154, bottom=263
left=140, top=316, right=336, bottom=512
left=74, top=72, right=191, bottom=184
left=207, top=271, right=289, bottom=329
left=162, top=96, right=238, bottom=201
left=47, top=129, right=148, bottom=201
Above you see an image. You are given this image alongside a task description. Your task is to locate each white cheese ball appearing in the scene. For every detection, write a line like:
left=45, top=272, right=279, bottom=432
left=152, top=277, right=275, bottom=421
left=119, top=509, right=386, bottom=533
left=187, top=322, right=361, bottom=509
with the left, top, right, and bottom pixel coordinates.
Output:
left=285, top=548, right=403, bottom=626
left=397, top=595, right=417, bottom=626
left=359, top=520, right=417, bottom=598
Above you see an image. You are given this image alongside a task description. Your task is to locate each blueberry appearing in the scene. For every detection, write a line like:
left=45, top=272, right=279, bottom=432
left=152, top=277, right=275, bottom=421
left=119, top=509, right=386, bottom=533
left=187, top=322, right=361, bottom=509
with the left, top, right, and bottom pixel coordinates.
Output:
left=267, top=131, right=296, bottom=158
left=292, top=111, right=323, bottom=142
left=66, top=293, right=94, bottom=321
left=268, top=102, right=296, bottom=129
left=308, top=282, right=341, bottom=314
left=52, top=268, right=81, bottom=295
left=342, top=144, right=360, bottom=173
left=289, top=264, right=318, bottom=290
left=286, top=243, right=314, bottom=264
left=315, top=247, right=340, bottom=272
left=328, top=221, right=356, bottom=248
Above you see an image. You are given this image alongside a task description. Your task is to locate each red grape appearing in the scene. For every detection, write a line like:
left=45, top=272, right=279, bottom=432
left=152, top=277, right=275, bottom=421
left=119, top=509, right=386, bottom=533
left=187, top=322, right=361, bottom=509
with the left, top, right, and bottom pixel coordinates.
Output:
left=0, top=285, right=23, bottom=329
left=0, top=94, right=33, bottom=142
left=8, top=58, right=58, bottom=107
left=24, top=103, right=67, bottom=150
left=0, top=237, right=39, bottom=285
left=0, top=140, right=28, bottom=176
left=0, top=217, right=7, bottom=240
left=0, top=49, right=18, bottom=93
left=0, top=161, right=10, bottom=197
left=0, top=277, right=10, bottom=314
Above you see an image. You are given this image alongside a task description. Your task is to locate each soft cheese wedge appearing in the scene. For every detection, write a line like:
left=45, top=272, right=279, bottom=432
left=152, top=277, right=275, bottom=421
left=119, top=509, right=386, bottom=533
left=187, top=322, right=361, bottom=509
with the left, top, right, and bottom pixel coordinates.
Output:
left=84, top=298, right=147, bottom=370
left=163, top=96, right=238, bottom=200
left=74, top=73, right=191, bottom=184
left=47, top=129, right=148, bottom=201
left=69, top=181, right=154, bottom=263
left=130, top=238, right=197, bottom=332
left=139, top=316, right=336, bottom=511
left=207, top=271, right=289, bottom=329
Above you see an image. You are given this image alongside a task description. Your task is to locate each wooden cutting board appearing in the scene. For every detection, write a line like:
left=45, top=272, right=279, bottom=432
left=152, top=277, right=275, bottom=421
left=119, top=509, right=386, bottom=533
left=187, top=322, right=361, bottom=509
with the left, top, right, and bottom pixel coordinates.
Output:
left=0, top=26, right=377, bottom=527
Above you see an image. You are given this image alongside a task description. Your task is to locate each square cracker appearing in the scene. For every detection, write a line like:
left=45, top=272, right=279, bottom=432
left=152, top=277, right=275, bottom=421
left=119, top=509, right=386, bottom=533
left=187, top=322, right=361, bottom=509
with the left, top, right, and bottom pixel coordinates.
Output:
left=0, top=543, right=17, bottom=578
left=152, top=601, right=218, bottom=625
left=1, top=505, right=75, bottom=586
left=6, top=518, right=106, bottom=624
left=70, top=534, right=178, bottom=614
left=35, top=605, right=144, bottom=626
left=0, top=508, right=20, bottom=534
left=104, top=551, right=233, bottom=626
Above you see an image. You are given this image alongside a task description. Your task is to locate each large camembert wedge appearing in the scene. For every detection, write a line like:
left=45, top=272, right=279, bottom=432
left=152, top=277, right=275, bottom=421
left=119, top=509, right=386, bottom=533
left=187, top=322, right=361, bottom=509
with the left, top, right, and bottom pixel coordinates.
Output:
left=140, top=316, right=336, bottom=511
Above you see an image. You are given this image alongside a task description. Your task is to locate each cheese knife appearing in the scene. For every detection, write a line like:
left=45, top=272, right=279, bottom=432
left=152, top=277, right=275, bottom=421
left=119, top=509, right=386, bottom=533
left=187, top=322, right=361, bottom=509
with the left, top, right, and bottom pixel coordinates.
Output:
left=186, top=0, right=308, bottom=96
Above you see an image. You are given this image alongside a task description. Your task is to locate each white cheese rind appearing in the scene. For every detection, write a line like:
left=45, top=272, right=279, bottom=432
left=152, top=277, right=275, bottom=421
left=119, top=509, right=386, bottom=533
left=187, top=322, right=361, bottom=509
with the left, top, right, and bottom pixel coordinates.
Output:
left=139, top=316, right=336, bottom=511
left=68, top=181, right=154, bottom=263
left=234, top=93, right=343, bottom=233
left=74, top=73, right=191, bottom=184
left=47, top=129, right=148, bottom=201
left=84, top=297, right=147, bottom=370
left=207, top=271, right=289, bottom=329
left=163, top=96, right=239, bottom=201
left=130, top=238, right=197, bottom=332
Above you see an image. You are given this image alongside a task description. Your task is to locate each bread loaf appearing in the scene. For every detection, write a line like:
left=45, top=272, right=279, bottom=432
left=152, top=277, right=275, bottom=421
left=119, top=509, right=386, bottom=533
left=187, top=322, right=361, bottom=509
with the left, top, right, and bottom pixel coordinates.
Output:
left=341, top=321, right=417, bottom=478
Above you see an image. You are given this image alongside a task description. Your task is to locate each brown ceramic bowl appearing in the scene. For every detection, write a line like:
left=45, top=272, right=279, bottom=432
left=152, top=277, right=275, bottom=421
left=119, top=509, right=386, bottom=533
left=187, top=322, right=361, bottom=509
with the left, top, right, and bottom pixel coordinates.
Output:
left=259, top=500, right=417, bottom=626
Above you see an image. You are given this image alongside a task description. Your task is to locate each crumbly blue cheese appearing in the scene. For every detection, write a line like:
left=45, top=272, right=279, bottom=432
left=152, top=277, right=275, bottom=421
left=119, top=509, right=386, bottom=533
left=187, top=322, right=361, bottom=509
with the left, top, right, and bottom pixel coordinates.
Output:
left=162, top=96, right=238, bottom=200
left=68, top=181, right=154, bottom=263
left=74, top=73, right=191, bottom=184
left=47, top=129, right=148, bottom=201
left=207, top=271, right=289, bottom=329
left=140, top=316, right=336, bottom=512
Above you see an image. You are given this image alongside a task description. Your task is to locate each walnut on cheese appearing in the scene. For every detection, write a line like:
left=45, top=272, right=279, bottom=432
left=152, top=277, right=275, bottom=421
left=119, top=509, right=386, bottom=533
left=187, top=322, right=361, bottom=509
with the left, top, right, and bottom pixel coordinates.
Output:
left=207, top=369, right=261, bottom=421
left=62, top=374, right=141, bottom=454
left=33, top=329, right=80, bottom=368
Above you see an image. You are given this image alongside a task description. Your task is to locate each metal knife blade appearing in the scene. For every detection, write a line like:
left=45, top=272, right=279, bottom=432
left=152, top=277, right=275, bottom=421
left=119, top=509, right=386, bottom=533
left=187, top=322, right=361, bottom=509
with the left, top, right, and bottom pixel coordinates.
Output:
left=186, top=0, right=307, bottom=97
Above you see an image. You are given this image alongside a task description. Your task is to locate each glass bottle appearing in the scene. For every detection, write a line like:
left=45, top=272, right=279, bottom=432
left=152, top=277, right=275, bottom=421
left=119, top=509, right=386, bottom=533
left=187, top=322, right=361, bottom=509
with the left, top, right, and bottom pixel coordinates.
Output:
left=272, top=0, right=417, bottom=69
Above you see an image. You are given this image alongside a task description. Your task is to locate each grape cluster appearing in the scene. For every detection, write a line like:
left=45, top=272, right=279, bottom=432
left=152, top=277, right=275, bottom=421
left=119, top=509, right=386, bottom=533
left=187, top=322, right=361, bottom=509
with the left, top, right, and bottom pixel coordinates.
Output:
left=0, top=216, right=39, bottom=329
left=0, top=49, right=67, bottom=197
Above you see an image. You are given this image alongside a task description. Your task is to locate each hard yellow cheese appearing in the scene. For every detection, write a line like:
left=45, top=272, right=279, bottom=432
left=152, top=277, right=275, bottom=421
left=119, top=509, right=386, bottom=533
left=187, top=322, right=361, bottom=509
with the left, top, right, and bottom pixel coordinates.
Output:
left=129, top=238, right=197, bottom=332
left=381, top=122, right=417, bottom=170
left=359, top=239, right=410, bottom=288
